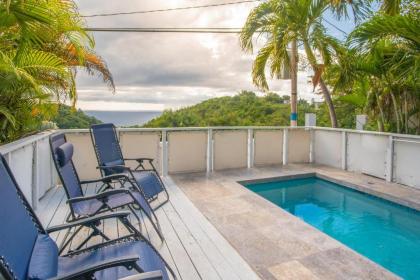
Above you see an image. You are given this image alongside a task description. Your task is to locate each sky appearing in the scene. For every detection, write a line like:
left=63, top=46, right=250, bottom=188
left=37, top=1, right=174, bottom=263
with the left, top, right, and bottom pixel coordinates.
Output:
left=74, top=0, right=356, bottom=112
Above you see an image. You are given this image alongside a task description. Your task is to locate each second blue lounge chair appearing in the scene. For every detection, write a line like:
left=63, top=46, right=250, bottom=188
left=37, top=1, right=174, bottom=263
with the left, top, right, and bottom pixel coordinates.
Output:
left=90, top=123, right=169, bottom=210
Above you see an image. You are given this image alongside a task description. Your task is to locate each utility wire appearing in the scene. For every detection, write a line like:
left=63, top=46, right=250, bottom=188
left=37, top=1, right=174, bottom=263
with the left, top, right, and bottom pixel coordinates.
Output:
left=323, top=18, right=348, bottom=35
left=82, top=0, right=260, bottom=18
left=85, top=27, right=242, bottom=33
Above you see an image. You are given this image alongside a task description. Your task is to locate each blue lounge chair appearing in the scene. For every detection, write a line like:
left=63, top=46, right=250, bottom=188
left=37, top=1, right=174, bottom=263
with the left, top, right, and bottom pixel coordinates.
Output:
left=49, top=133, right=164, bottom=249
left=90, top=123, right=169, bottom=210
left=0, top=153, right=176, bottom=280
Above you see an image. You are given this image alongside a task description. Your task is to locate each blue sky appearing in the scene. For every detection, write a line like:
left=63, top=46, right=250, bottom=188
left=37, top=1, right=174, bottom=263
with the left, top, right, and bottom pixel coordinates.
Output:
left=74, top=0, right=360, bottom=112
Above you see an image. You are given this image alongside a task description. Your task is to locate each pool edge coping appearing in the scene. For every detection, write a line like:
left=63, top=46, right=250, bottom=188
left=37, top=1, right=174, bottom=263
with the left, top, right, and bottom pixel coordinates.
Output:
left=239, top=171, right=420, bottom=212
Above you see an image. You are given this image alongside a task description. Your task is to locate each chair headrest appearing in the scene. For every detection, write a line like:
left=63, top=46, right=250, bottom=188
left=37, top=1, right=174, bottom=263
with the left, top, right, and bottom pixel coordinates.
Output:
left=57, top=143, right=73, bottom=167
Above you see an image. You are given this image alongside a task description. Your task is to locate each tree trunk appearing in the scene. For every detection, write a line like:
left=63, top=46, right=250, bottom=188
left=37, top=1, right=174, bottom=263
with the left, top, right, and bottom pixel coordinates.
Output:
left=375, top=92, right=385, bottom=132
left=319, top=78, right=338, bottom=128
left=302, top=39, right=337, bottom=128
left=390, top=91, right=401, bottom=133
left=290, top=40, right=298, bottom=127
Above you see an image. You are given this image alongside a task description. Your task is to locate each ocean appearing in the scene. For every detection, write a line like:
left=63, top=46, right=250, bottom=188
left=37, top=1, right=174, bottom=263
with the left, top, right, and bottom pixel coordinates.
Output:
left=84, top=111, right=162, bottom=127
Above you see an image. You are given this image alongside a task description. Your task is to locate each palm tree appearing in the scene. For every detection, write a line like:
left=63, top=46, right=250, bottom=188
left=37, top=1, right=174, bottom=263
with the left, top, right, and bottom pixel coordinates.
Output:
left=326, top=12, right=419, bottom=133
left=0, top=0, right=114, bottom=141
left=240, top=0, right=338, bottom=127
left=240, top=0, right=343, bottom=127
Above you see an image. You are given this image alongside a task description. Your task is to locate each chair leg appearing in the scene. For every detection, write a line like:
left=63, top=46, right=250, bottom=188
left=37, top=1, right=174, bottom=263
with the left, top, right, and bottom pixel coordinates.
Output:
left=152, top=187, right=170, bottom=211
left=128, top=204, right=142, bottom=233
left=74, top=225, right=111, bottom=251
left=145, top=210, right=164, bottom=242
left=58, top=225, right=83, bottom=255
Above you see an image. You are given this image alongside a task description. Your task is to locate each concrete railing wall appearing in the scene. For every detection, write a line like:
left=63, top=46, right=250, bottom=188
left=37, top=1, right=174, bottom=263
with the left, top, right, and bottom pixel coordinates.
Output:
left=0, top=131, right=57, bottom=209
left=312, top=127, right=420, bottom=188
left=2, top=126, right=420, bottom=209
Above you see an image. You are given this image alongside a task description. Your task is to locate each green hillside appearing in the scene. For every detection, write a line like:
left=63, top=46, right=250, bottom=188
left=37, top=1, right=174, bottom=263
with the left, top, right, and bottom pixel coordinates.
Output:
left=143, top=91, right=360, bottom=128
left=52, top=105, right=102, bottom=129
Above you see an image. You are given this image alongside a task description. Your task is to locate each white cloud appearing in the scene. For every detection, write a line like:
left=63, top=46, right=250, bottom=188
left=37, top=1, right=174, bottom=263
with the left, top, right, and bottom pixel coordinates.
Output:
left=74, top=0, right=322, bottom=111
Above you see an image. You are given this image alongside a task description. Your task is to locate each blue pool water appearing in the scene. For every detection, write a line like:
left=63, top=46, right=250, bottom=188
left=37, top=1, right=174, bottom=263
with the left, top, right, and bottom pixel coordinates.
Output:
left=245, top=177, right=420, bottom=279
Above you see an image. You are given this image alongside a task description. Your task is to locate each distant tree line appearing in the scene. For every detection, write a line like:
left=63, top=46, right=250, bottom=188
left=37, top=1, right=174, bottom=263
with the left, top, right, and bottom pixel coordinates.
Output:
left=143, top=91, right=367, bottom=129
left=52, top=105, right=102, bottom=129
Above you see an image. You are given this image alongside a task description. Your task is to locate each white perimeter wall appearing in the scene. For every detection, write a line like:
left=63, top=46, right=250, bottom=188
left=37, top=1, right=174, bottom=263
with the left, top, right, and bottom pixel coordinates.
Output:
left=3, top=126, right=420, bottom=210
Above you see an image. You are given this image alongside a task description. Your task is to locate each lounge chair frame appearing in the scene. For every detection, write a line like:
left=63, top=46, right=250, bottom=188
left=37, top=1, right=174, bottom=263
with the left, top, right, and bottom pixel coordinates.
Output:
left=49, top=133, right=164, bottom=254
left=90, top=124, right=170, bottom=210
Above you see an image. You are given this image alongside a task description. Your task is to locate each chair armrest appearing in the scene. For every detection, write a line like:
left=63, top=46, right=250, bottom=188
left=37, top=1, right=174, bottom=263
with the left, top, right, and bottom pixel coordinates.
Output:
left=50, top=255, right=140, bottom=280
left=46, top=211, right=131, bottom=233
left=66, top=188, right=131, bottom=204
left=119, top=271, right=163, bottom=280
left=80, top=174, right=130, bottom=185
left=124, top=158, right=154, bottom=163
left=97, top=165, right=131, bottom=171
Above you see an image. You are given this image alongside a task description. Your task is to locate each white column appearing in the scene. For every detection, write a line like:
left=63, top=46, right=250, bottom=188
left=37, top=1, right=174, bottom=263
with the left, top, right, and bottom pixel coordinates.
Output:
left=283, top=128, right=289, bottom=165
left=207, top=128, right=213, bottom=173
left=31, top=141, right=39, bottom=210
left=309, top=128, right=315, bottom=163
left=162, top=130, right=168, bottom=176
left=7, top=152, right=12, bottom=164
left=247, top=129, right=254, bottom=168
left=305, top=113, right=316, bottom=127
left=356, top=115, right=367, bottom=130
left=386, top=135, right=394, bottom=182
left=50, top=145, right=57, bottom=188
left=341, top=131, right=347, bottom=170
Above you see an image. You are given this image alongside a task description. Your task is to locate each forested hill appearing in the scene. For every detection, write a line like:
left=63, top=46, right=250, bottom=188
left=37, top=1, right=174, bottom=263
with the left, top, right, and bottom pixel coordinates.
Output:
left=142, top=91, right=307, bottom=127
left=143, top=91, right=360, bottom=128
left=52, top=105, right=102, bottom=129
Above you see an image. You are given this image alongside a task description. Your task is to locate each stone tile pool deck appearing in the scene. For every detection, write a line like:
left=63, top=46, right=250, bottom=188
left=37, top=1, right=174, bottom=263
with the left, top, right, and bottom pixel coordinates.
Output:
left=171, top=164, right=420, bottom=280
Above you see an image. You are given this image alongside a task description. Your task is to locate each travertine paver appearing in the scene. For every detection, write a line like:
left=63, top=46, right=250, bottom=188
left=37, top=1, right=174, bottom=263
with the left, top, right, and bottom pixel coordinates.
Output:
left=268, top=260, right=320, bottom=280
left=172, top=164, right=415, bottom=280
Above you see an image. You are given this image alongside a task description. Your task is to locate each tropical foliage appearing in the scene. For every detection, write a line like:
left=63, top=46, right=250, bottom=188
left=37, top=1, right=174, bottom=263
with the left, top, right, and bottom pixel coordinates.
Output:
left=52, top=105, right=102, bottom=129
left=240, top=0, right=419, bottom=134
left=0, top=0, right=113, bottom=142
left=240, top=0, right=359, bottom=128
left=327, top=4, right=419, bottom=133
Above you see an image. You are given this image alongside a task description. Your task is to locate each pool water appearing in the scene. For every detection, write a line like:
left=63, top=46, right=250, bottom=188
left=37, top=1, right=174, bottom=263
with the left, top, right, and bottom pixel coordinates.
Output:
left=245, top=177, right=420, bottom=279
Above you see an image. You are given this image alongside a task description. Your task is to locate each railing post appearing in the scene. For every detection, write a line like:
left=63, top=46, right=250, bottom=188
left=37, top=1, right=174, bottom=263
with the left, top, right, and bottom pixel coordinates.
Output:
left=247, top=129, right=254, bottom=168
left=341, top=131, right=347, bottom=170
left=386, top=135, right=394, bottom=182
left=207, top=128, right=213, bottom=173
left=309, top=128, right=315, bottom=163
left=283, top=128, right=288, bottom=165
left=50, top=143, right=57, bottom=189
left=6, top=152, right=12, bottom=164
left=31, top=141, right=39, bottom=210
left=162, top=129, right=168, bottom=176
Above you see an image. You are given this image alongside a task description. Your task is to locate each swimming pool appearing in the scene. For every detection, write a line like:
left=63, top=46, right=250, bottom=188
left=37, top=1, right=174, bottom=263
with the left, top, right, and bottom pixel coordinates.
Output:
left=245, top=177, right=420, bottom=279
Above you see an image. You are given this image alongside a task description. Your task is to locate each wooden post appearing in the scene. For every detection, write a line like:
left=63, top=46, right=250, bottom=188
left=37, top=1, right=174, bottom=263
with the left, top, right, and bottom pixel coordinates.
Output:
left=290, top=40, right=298, bottom=127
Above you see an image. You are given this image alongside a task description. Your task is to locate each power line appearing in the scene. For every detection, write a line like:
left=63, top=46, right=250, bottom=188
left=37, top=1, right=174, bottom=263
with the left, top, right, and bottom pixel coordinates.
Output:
left=82, top=0, right=260, bottom=18
left=85, top=27, right=242, bottom=33
left=323, top=18, right=348, bottom=35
